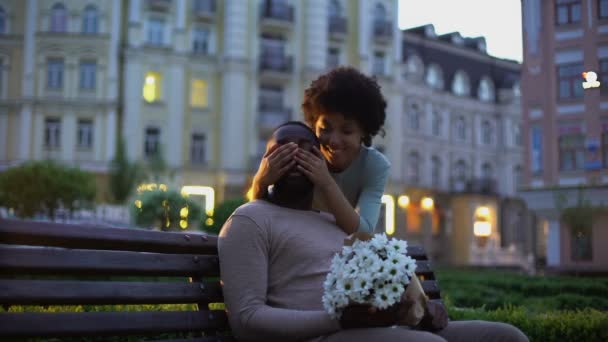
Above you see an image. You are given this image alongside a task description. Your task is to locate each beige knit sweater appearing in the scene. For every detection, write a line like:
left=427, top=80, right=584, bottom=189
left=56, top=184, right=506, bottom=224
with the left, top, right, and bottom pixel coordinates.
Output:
left=218, top=200, right=346, bottom=341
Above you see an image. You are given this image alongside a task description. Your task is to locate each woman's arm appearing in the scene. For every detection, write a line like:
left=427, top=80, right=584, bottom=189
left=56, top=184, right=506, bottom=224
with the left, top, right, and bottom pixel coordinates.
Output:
left=354, top=156, right=390, bottom=233
left=218, top=214, right=341, bottom=341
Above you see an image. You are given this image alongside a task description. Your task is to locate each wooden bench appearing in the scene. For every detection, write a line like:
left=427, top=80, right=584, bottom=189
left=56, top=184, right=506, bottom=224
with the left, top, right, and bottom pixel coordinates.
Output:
left=0, top=218, right=442, bottom=340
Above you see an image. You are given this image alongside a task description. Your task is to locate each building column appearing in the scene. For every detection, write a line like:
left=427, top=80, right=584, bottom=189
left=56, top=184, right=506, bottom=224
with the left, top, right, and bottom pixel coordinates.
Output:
left=304, top=0, right=327, bottom=72
left=358, top=0, right=370, bottom=72
left=32, top=111, right=43, bottom=160
left=94, top=112, right=104, bottom=162
left=128, top=0, right=142, bottom=47
left=174, top=0, right=187, bottom=52
left=18, top=106, right=32, bottom=160
left=223, top=0, right=248, bottom=60
left=19, top=0, right=38, bottom=161
left=386, top=91, right=403, bottom=183
left=123, top=60, right=143, bottom=161
left=546, top=219, right=561, bottom=266
left=0, top=112, right=8, bottom=161
left=105, top=110, right=117, bottom=161
left=61, top=112, right=76, bottom=162
left=105, top=0, right=121, bottom=162
left=167, top=63, right=185, bottom=168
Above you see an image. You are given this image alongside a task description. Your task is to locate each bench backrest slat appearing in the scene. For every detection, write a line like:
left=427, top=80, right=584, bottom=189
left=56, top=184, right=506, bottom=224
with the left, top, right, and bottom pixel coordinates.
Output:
left=0, top=219, right=217, bottom=254
left=0, top=246, right=220, bottom=277
left=0, top=279, right=223, bottom=305
left=0, top=311, right=228, bottom=337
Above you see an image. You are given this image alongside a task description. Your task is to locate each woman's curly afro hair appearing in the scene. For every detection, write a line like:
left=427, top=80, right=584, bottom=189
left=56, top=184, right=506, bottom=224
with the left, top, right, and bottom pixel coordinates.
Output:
left=301, top=66, right=387, bottom=146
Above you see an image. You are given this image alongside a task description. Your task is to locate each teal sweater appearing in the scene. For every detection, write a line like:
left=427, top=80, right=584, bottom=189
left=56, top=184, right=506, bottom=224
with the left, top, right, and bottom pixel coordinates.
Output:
left=313, top=146, right=390, bottom=233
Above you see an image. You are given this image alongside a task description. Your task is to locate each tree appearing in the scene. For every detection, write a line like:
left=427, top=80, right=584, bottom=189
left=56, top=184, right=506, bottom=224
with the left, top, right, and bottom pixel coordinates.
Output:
left=203, top=197, right=247, bottom=235
left=109, top=138, right=144, bottom=204
left=0, top=161, right=96, bottom=220
left=131, top=189, right=203, bottom=231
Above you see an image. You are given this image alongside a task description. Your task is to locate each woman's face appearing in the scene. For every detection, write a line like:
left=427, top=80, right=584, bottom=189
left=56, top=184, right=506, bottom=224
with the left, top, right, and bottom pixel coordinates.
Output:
left=314, top=112, right=364, bottom=172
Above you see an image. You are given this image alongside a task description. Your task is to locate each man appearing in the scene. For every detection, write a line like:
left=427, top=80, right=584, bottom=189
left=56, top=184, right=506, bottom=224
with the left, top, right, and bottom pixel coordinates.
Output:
left=218, top=122, right=528, bottom=342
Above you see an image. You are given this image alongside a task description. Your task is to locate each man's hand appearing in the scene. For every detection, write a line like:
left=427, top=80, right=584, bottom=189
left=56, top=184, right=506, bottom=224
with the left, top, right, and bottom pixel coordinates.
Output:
left=417, top=301, right=449, bottom=332
left=340, top=304, right=399, bottom=329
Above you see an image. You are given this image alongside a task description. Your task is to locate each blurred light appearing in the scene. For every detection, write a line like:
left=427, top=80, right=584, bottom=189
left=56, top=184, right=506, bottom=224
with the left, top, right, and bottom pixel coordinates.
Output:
left=165, top=219, right=170, bottom=228
left=474, top=221, right=492, bottom=237
left=582, top=71, right=600, bottom=89
left=145, top=76, right=155, bottom=84
left=134, top=200, right=142, bottom=209
left=180, top=207, right=189, bottom=218
left=159, top=184, right=167, bottom=191
left=181, top=185, right=215, bottom=216
left=397, top=195, right=410, bottom=208
left=137, top=183, right=159, bottom=193
left=143, top=72, right=161, bottom=102
left=205, top=218, right=214, bottom=226
left=476, top=206, right=490, bottom=219
left=180, top=220, right=188, bottom=229
left=421, top=197, right=434, bottom=211
left=381, top=194, right=395, bottom=235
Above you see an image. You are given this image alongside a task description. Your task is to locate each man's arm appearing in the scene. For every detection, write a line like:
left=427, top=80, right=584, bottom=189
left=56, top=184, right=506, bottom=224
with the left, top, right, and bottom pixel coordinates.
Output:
left=218, top=214, right=341, bottom=341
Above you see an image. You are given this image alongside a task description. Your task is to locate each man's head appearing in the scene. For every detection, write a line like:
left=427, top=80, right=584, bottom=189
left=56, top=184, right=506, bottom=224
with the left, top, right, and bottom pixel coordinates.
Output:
left=267, top=121, right=320, bottom=200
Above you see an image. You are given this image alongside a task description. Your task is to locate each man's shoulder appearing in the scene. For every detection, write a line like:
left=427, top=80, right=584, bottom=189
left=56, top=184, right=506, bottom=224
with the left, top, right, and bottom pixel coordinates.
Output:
left=232, top=200, right=277, bottom=217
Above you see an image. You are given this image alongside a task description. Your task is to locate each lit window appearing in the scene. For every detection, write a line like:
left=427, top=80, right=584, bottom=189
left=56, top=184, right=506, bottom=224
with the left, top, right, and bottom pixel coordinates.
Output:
left=47, top=58, right=64, bottom=89
left=44, top=118, right=61, bottom=149
left=82, top=5, right=98, bottom=34
left=190, top=79, right=208, bottom=108
left=77, top=119, right=93, bottom=150
left=143, top=72, right=162, bottom=102
left=50, top=3, right=67, bottom=32
left=79, top=60, right=97, bottom=90
left=191, top=133, right=207, bottom=164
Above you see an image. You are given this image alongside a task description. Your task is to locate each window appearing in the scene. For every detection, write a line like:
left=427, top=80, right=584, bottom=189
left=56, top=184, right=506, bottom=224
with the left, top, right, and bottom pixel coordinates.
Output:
left=50, top=3, right=68, bottom=32
left=570, top=225, right=592, bottom=261
left=79, top=61, right=96, bottom=90
left=259, top=85, right=284, bottom=110
left=0, top=57, right=4, bottom=97
left=600, top=0, right=608, bottom=18
left=514, top=165, right=522, bottom=189
left=147, top=17, right=165, bottom=46
left=193, top=0, right=215, bottom=13
left=431, top=156, right=441, bottom=187
left=531, top=124, right=543, bottom=174
left=432, top=110, right=441, bottom=136
left=558, top=63, right=584, bottom=99
left=144, top=127, right=161, bottom=157
left=191, top=133, right=207, bottom=164
left=190, top=79, right=208, bottom=108
left=47, top=58, right=64, bottom=89
left=374, top=3, right=387, bottom=22
left=478, top=77, right=494, bottom=102
left=556, top=0, right=581, bottom=25
left=452, top=70, right=470, bottom=96
left=82, top=5, right=98, bottom=34
left=0, top=6, right=6, bottom=34
left=405, top=55, right=423, bottom=80
left=192, top=27, right=210, bottom=54
left=426, top=64, right=443, bottom=89
left=481, top=162, right=493, bottom=179
left=456, top=116, right=466, bottom=140
left=455, top=160, right=466, bottom=180
left=261, top=35, right=288, bottom=70
left=373, top=51, right=386, bottom=76
left=482, top=120, right=493, bottom=145
left=44, top=118, right=61, bottom=149
left=77, top=119, right=93, bottom=150
left=409, top=104, right=421, bottom=131
left=143, top=72, right=162, bottom=102
left=600, top=58, right=608, bottom=96
left=407, top=151, right=420, bottom=184
left=514, top=124, right=522, bottom=146
left=559, top=133, right=585, bottom=171
left=329, top=0, right=342, bottom=17
left=603, top=130, right=608, bottom=167
left=327, top=47, right=340, bottom=69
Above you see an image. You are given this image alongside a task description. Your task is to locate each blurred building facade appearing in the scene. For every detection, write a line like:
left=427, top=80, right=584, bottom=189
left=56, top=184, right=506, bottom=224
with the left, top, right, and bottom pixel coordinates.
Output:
left=0, top=0, right=534, bottom=268
left=520, top=0, right=608, bottom=272
left=382, top=25, right=533, bottom=270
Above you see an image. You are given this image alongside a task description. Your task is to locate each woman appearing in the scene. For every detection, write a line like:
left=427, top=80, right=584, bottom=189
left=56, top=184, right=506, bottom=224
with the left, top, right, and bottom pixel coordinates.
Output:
left=249, top=67, right=390, bottom=234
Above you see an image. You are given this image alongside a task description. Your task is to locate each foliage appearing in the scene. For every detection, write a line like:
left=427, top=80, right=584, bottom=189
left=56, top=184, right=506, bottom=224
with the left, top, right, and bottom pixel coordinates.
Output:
left=131, top=189, right=203, bottom=231
left=109, top=138, right=144, bottom=204
left=203, top=197, right=247, bottom=235
left=0, top=160, right=95, bottom=219
left=554, top=187, right=605, bottom=230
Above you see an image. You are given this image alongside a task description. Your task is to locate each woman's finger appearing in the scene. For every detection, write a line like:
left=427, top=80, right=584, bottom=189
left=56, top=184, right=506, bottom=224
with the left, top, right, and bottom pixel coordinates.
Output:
left=311, top=146, right=325, bottom=159
left=268, top=143, right=296, bottom=164
left=277, top=160, right=296, bottom=175
left=263, top=142, right=280, bottom=158
left=295, top=155, right=315, bottom=170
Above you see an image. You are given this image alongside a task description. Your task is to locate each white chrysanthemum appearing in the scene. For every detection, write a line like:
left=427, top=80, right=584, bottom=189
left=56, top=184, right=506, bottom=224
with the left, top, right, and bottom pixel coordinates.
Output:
left=387, top=238, right=408, bottom=254
left=370, top=233, right=389, bottom=251
left=372, top=285, right=394, bottom=309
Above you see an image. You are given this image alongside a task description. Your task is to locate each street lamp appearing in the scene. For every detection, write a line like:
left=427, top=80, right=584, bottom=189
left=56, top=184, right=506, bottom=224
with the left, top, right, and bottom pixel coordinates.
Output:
left=421, top=197, right=434, bottom=211
left=381, top=194, right=395, bottom=235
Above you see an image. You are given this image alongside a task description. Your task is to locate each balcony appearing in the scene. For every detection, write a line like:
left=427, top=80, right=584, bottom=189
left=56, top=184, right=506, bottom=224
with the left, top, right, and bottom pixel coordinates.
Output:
left=259, top=54, right=293, bottom=82
left=260, top=1, right=294, bottom=31
left=193, top=0, right=216, bottom=21
left=258, top=101, right=291, bottom=133
left=147, top=0, right=171, bottom=11
left=373, top=20, right=393, bottom=42
left=451, top=177, right=498, bottom=195
left=328, top=16, right=347, bottom=39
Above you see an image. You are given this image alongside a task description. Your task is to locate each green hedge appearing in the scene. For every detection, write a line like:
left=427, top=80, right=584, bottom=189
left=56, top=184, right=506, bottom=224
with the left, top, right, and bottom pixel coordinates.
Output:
left=449, top=306, right=608, bottom=342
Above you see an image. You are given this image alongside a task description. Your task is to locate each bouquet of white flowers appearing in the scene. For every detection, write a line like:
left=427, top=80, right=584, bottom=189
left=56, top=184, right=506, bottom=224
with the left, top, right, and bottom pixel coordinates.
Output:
left=322, top=233, right=425, bottom=325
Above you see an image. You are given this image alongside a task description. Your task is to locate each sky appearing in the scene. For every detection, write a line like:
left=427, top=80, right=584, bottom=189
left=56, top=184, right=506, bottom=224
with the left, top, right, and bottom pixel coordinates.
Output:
left=398, top=0, right=523, bottom=62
